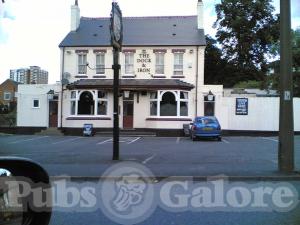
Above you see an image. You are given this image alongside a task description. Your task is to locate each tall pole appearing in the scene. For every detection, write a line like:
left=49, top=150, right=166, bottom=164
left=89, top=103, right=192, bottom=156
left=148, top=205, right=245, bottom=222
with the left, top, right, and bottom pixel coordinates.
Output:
left=278, top=0, right=294, bottom=172
left=112, top=48, right=120, bottom=160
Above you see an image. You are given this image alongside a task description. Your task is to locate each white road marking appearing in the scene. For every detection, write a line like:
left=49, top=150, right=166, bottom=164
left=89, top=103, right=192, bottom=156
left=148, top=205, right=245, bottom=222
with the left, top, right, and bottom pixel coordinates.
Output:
left=127, top=137, right=141, bottom=144
left=222, top=139, right=230, bottom=144
left=52, top=137, right=84, bottom=145
left=142, top=154, right=156, bottom=164
left=176, top=137, right=181, bottom=143
left=261, top=137, right=279, bottom=143
left=9, top=136, right=49, bottom=144
left=97, top=138, right=113, bottom=145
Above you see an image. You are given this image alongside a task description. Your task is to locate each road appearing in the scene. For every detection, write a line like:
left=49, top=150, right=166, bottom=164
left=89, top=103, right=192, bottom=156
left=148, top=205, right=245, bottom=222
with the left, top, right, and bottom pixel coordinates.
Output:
left=48, top=180, right=300, bottom=225
left=0, top=135, right=299, bottom=177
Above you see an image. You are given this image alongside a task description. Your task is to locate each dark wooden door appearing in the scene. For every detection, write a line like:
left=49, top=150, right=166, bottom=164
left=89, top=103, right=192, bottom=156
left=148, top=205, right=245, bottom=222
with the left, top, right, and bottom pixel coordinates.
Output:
left=49, top=101, right=58, bottom=127
left=123, top=101, right=134, bottom=129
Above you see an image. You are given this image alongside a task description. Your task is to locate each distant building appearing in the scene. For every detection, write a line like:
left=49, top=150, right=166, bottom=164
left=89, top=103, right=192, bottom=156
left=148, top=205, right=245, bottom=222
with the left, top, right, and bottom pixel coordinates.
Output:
left=0, top=79, right=20, bottom=112
left=10, top=66, right=48, bottom=84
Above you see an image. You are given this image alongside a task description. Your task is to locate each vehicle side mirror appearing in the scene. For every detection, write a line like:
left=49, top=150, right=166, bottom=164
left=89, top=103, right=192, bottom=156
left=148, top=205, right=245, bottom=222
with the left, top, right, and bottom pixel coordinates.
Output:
left=0, top=157, right=52, bottom=225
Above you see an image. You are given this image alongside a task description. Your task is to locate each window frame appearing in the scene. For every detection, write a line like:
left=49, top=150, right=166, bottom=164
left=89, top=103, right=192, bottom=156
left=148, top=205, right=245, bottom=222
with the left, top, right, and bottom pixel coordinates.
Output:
left=69, top=90, right=108, bottom=117
left=77, top=53, right=87, bottom=74
left=124, top=52, right=135, bottom=75
left=95, top=53, right=105, bottom=74
left=173, top=52, right=184, bottom=76
left=3, top=92, right=11, bottom=101
left=32, top=99, right=40, bottom=109
left=155, top=52, right=165, bottom=75
left=149, top=91, right=189, bottom=117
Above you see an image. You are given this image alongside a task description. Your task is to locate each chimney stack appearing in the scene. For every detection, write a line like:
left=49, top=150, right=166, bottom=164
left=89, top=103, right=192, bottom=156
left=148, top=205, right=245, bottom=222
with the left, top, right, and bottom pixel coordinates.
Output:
left=71, top=0, right=80, bottom=31
left=197, top=0, right=204, bottom=30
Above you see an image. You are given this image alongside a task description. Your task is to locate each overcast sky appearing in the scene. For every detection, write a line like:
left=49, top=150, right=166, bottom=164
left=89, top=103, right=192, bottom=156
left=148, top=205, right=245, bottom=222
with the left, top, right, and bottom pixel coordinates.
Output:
left=0, top=0, right=299, bottom=84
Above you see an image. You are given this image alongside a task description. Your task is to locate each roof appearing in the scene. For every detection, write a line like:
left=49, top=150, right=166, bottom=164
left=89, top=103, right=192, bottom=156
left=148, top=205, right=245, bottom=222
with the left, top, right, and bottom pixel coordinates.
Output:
left=0, top=79, right=21, bottom=87
left=67, top=79, right=194, bottom=91
left=59, top=16, right=206, bottom=47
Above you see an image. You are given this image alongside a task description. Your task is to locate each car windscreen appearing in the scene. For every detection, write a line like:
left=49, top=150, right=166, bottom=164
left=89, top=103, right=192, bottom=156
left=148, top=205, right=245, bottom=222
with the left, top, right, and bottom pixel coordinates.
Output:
left=196, top=118, right=217, bottom=124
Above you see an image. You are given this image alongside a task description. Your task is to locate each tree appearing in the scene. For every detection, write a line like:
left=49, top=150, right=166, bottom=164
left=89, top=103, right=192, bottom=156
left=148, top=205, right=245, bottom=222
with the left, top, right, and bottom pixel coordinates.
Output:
left=292, top=28, right=300, bottom=71
left=204, top=35, right=242, bottom=87
left=214, top=0, right=279, bottom=81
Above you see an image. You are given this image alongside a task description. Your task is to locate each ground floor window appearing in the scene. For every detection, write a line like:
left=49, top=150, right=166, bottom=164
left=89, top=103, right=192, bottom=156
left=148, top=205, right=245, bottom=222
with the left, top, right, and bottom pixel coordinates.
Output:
left=204, top=93, right=215, bottom=116
left=150, top=90, right=189, bottom=117
left=70, top=90, right=108, bottom=116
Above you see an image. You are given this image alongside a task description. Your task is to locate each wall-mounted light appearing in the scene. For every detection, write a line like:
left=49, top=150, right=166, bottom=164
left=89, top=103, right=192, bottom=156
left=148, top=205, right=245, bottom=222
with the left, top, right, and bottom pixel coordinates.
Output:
left=189, top=49, right=194, bottom=54
left=124, top=91, right=130, bottom=98
left=66, top=50, right=72, bottom=54
left=47, top=90, right=54, bottom=100
left=207, top=91, right=214, bottom=102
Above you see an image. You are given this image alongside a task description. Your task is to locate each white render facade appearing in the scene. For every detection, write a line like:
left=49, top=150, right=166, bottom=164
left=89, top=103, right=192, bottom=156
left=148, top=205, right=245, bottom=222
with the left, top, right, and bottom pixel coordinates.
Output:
left=56, top=0, right=224, bottom=132
left=59, top=46, right=223, bottom=130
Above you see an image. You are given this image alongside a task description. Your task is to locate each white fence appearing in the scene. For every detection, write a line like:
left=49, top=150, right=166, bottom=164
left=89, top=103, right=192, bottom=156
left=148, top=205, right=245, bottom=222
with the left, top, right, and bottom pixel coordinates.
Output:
left=218, top=97, right=300, bottom=131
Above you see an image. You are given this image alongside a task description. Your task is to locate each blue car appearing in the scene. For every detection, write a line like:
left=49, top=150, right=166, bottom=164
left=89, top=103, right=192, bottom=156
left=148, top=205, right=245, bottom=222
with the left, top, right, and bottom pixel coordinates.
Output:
left=190, top=116, right=222, bottom=141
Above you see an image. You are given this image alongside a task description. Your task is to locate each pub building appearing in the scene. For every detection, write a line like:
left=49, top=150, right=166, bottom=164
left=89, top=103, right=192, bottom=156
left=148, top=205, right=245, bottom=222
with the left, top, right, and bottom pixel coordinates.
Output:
left=57, top=0, right=224, bottom=135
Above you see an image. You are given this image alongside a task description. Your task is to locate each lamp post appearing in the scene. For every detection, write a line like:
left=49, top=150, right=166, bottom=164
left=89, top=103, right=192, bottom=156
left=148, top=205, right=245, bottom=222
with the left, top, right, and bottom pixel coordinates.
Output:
left=110, top=2, right=123, bottom=160
left=278, top=0, right=294, bottom=172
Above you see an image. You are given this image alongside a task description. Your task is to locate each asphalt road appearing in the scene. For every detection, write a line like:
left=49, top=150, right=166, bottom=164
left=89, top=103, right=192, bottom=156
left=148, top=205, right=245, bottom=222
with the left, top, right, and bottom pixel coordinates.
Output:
left=48, top=180, right=300, bottom=225
left=0, top=134, right=299, bottom=177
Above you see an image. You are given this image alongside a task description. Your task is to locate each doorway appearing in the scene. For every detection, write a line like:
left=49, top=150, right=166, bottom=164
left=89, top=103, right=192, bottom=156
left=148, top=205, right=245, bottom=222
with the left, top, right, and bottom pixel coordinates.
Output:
left=123, top=92, right=134, bottom=129
left=49, top=100, right=58, bottom=127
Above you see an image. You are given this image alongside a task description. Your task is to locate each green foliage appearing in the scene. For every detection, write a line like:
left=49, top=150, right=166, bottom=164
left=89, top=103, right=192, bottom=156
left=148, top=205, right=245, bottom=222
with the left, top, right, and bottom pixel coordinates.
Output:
left=213, top=0, right=279, bottom=81
left=233, top=80, right=262, bottom=89
left=292, top=28, right=300, bottom=71
left=205, top=35, right=264, bottom=88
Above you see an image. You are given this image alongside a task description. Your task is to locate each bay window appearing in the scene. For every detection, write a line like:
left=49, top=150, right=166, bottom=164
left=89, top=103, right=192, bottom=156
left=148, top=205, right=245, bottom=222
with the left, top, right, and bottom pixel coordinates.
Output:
left=149, top=91, right=189, bottom=117
left=70, top=90, right=108, bottom=116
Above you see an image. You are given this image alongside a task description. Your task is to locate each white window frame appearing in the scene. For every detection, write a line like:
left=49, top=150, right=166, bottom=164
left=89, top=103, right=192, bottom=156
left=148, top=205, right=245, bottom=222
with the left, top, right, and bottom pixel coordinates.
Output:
left=149, top=90, right=189, bottom=117
left=4, top=92, right=11, bottom=101
left=32, top=99, right=40, bottom=109
left=69, top=90, right=108, bottom=116
left=96, top=53, right=105, bottom=74
left=173, top=53, right=184, bottom=76
left=78, top=53, right=87, bottom=74
left=125, top=52, right=134, bottom=75
left=155, top=52, right=165, bottom=75
left=96, top=91, right=108, bottom=116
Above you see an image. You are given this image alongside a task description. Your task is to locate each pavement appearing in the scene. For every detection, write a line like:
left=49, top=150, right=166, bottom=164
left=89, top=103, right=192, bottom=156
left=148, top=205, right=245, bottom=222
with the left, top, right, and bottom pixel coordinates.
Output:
left=0, top=134, right=299, bottom=178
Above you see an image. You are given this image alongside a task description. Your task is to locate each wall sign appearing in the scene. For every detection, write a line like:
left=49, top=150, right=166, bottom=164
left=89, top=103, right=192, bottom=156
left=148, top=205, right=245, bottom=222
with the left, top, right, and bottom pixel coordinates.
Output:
left=236, top=98, right=248, bottom=115
left=137, top=50, right=152, bottom=73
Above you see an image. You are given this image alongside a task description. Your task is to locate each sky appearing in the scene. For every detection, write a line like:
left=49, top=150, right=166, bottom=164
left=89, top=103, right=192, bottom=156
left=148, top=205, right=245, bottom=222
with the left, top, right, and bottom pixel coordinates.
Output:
left=0, top=0, right=299, bottom=84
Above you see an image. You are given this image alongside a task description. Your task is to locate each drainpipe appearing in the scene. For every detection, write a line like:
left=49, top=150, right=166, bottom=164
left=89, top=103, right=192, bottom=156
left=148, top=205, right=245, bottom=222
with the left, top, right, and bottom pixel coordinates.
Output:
left=60, top=47, right=65, bottom=129
left=195, top=46, right=199, bottom=117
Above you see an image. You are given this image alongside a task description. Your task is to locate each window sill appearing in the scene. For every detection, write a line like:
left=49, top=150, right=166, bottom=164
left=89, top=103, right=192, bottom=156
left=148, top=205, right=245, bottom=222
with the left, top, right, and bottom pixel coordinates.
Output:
left=122, top=75, right=136, bottom=78
left=93, top=75, right=106, bottom=78
left=75, top=75, right=88, bottom=78
left=171, top=75, right=185, bottom=78
left=152, top=75, right=166, bottom=78
left=146, top=117, right=192, bottom=121
left=66, top=116, right=111, bottom=120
